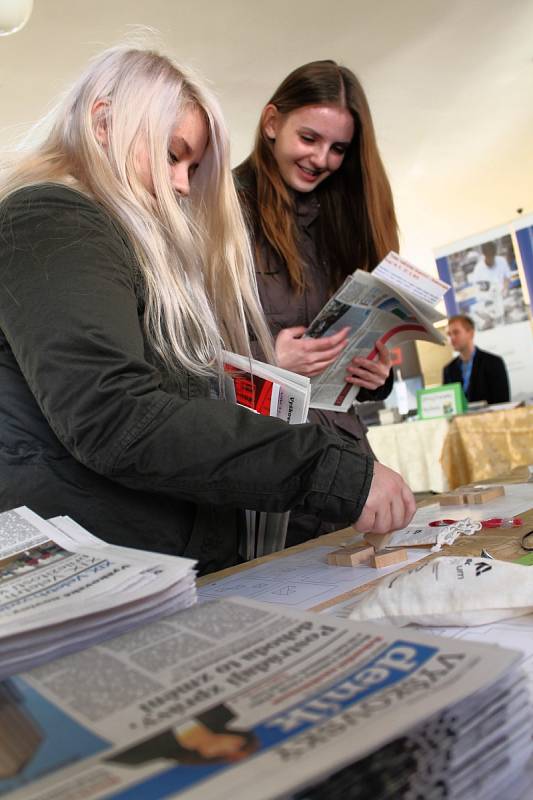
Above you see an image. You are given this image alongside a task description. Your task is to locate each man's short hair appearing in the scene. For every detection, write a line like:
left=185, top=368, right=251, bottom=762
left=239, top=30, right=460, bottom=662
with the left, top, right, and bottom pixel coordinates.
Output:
left=481, top=241, right=496, bottom=258
left=448, top=314, right=475, bottom=331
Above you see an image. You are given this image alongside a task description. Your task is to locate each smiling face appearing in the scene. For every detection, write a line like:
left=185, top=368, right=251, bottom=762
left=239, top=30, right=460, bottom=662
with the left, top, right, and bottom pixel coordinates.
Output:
left=135, top=105, right=209, bottom=199
left=262, top=103, right=355, bottom=193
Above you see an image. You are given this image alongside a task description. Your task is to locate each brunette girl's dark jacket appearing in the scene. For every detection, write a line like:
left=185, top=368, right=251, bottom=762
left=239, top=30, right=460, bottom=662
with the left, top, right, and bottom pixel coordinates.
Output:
left=234, top=160, right=392, bottom=542
left=0, top=184, right=374, bottom=573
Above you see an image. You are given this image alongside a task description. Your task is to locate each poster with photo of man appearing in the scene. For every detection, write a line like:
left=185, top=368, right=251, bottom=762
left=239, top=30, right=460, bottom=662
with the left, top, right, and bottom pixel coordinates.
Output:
left=435, top=223, right=533, bottom=400
left=440, top=234, right=528, bottom=331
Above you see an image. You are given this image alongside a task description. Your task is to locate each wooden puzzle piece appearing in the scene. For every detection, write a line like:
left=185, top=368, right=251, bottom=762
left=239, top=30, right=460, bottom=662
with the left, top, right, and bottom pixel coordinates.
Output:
left=327, top=544, right=375, bottom=567
left=439, top=485, right=504, bottom=506
left=371, top=548, right=408, bottom=569
left=363, top=532, right=394, bottom=550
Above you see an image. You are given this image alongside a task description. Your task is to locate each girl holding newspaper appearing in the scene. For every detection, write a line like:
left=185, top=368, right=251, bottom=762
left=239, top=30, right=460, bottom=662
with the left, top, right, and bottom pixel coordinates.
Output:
left=235, top=60, right=400, bottom=544
left=0, top=46, right=415, bottom=574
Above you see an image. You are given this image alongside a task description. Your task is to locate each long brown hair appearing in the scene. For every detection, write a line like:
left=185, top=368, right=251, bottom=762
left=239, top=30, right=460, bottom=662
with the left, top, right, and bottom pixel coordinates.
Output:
left=235, top=60, right=399, bottom=292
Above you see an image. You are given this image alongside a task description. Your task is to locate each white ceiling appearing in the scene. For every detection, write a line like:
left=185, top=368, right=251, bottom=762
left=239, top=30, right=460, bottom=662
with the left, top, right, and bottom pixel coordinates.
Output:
left=1, top=0, right=532, bottom=272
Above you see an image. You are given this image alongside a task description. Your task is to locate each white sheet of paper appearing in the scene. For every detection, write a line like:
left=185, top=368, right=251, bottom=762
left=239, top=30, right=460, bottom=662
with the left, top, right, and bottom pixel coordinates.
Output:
left=321, top=592, right=374, bottom=619
left=198, top=546, right=428, bottom=609
left=412, top=483, right=533, bottom=525
left=373, top=252, right=449, bottom=306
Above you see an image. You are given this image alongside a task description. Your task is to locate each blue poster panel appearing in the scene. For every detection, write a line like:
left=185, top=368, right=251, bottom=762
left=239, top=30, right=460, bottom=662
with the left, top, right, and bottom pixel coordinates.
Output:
left=512, top=213, right=533, bottom=306
left=434, top=220, right=533, bottom=400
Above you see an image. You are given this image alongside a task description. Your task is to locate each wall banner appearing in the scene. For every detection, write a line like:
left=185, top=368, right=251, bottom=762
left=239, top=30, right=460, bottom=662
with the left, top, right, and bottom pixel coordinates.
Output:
left=434, top=219, right=533, bottom=400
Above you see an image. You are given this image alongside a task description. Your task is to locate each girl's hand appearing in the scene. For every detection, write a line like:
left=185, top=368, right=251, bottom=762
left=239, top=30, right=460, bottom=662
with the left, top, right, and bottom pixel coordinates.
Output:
left=355, top=462, right=416, bottom=534
left=345, top=340, right=391, bottom=390
left=275, top=326, right=350, bottom=377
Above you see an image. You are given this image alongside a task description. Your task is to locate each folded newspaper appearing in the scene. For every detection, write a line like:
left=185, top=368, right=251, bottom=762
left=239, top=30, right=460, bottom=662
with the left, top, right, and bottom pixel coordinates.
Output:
left=223, top=351, right=310, bottom=425
left=306, top=251, right=450, bottom=412
left=223, top=352, right=311, bottom=560
left=0, top=507, right=196, bottom=679
left=2, top=597, right=531, bottom=799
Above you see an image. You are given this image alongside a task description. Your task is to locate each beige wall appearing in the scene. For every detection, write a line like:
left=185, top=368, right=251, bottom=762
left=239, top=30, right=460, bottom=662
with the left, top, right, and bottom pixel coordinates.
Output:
left=0, top=0, right=532, bottom=276
left=416, top=340, right=454, bottom=388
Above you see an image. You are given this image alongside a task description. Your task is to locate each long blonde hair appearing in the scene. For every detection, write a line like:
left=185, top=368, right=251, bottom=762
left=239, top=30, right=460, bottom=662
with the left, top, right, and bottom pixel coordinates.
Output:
left=0, top=46, right=273, bottom=375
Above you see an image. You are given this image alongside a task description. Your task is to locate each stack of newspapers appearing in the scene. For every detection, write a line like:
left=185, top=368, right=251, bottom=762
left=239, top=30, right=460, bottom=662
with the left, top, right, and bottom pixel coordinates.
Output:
left=0, top=506, right=196, bottom=679
left=3, top=597, right=531, bottom=799
left=223, top=352, right=311, bottom=559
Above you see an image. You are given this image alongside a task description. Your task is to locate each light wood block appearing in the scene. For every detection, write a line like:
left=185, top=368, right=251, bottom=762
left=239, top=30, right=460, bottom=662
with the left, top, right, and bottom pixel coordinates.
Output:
left=465, top=485, right=505, bottom=504
left=371, top=548, right=408, bottom=569
left=439, top=492, right=467, bottom=506
left=327, top=544, right=375, bottom=567
left=439, top=485, right=505, bottom=506
left=364, top=532, right=394, bottom=550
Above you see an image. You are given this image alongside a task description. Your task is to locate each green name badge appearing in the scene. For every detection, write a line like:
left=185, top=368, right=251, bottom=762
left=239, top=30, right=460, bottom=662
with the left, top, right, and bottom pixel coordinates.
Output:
left=416, top=383, right=468, bottom=420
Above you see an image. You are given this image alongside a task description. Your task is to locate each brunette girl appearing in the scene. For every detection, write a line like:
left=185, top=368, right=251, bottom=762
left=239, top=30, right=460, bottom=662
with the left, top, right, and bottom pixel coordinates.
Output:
left=236, top=60, right=400, bottom=544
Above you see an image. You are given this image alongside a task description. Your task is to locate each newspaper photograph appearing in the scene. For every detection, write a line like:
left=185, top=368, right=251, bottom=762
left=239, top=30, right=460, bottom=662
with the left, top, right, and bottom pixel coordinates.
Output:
left=3, top=596, right=530, bottom=800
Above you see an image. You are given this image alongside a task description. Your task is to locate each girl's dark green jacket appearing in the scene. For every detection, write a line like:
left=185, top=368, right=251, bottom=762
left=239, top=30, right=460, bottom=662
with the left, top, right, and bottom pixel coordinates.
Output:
left=0, top=184, right=373, bottom=574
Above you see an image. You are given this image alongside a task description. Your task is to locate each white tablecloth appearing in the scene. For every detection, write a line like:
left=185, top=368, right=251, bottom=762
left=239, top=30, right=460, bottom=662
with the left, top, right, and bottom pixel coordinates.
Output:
left=367, top=417, right=450, bottom=493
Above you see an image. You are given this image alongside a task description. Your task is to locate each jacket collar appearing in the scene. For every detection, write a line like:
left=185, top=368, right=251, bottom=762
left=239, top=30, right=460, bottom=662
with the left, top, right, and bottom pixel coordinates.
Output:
left=293, top=191, right=320, bottom=229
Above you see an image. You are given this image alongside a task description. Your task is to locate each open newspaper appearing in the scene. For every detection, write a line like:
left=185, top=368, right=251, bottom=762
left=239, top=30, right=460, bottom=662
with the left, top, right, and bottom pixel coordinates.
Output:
left=2, top=596, right=530, bottom=800
left=0, top=507, right=196, bottom=679
left=307, top=251, right=450, bottom=412
left=223, top=352, right=310, bottom=559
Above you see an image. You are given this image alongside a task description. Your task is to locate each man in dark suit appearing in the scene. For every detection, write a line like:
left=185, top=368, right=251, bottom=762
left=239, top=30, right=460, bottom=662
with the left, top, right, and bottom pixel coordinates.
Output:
left=442, top=315, right=510, bottom=404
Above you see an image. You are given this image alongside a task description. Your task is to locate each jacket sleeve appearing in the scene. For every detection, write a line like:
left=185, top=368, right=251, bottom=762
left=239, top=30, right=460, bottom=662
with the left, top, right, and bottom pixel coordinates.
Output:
left=0, top=186, right=373, bottom=523
left=487, top=355, right=510, bottom=404
left=357, top=367, right=394, bottom=402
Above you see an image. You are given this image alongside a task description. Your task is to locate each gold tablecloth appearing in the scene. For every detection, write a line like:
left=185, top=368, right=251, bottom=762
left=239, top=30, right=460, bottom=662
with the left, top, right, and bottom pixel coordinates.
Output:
left=367, top=407, right=533, bottom=493
left=441, top=406, right=533, bottom=489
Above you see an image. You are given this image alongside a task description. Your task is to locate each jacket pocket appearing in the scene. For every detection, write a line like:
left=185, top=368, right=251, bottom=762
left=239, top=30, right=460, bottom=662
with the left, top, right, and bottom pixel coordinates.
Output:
left=256, top=266, right=293, bottom=317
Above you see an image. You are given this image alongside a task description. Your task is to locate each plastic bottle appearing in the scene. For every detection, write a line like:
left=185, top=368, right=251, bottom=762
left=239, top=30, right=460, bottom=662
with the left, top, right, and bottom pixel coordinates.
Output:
left=395, top=368, right=410, bottom=416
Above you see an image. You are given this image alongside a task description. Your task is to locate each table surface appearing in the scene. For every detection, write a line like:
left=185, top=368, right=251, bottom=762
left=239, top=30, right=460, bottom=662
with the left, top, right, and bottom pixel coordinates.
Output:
left=198, top=466, right=533, bottom=613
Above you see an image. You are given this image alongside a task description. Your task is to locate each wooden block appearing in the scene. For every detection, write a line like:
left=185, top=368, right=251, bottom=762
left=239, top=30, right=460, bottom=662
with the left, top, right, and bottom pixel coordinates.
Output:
left=363, top=532, right=394, bottom=549
left=439, top=485, right=505, bottom=506
left=371, top=548, right=408, bottom=569
left=464, top=485, right=505, bottom=504
left=439, top=492, right=467, bottom=506
left=327, top=545, right=374, bottom=567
